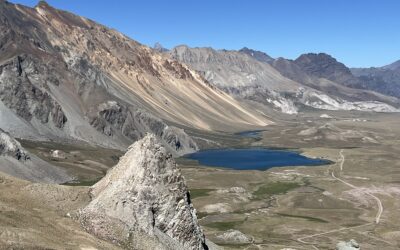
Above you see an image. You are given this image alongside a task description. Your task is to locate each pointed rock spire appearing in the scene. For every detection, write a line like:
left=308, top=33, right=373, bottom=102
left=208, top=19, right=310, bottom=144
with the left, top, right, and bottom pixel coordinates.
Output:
left=79, top=134, right=207, bottom=249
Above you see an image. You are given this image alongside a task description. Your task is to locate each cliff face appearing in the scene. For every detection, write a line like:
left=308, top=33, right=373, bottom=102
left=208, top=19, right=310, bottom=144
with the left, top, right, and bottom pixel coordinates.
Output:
left=79, top=134, right=207, bottom=250
left=0, top=55, right=68, bottom=129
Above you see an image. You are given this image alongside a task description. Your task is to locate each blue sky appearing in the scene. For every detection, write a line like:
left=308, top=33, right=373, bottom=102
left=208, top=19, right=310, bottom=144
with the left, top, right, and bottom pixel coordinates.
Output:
left=11, top=0, right=400, bottom=67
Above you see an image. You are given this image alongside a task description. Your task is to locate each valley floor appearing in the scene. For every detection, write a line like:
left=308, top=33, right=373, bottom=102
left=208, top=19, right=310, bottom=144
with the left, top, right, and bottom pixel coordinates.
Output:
left=181, top=111, right=400, bottom=250
left=0, top=173, right=120, bottom=249
left=1, top=111, right=400, bottom=250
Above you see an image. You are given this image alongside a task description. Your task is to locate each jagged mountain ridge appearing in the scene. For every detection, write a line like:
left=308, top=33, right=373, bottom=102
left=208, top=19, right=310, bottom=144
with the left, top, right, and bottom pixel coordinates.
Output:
left=242, top=48, right=400, bottom=102
left=0, top=0, right=269, bottom=155
left=153, top=42, right=169, bottom=53
left=294, top=53, right=362, bottom=87
left=239, top=47, right=274, bottom=64
left=382, top=60, right=400, bottom=71
left=351, top=60, right=400, bottom=98
left=269, top=55, right=399, bottom=105
left=293, top=53, right=400, bottom=99
left=169, top=45, right=304, bottom=114
left=169, top=45, right=399, bottom=114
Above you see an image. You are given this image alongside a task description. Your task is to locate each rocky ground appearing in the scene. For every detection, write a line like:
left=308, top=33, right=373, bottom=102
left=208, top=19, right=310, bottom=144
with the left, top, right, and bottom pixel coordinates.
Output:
left=0, top=173, right=120, bottom=249
left=1, top=111, right=400, bottom=250
left=0, top=135, right=211, bottom=250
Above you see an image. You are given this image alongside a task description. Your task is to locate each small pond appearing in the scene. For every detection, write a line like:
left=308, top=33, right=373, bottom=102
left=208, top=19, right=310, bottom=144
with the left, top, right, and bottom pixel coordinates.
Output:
left=234, top=130, right=265, bottom=139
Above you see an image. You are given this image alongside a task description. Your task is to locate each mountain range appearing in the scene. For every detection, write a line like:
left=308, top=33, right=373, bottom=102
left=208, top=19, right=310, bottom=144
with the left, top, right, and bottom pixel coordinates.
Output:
left=169, top=46, right=399, bottom=114
left=0, top=0, right=269, bottom=158
left=1, top=1, right=400, bottom=249
left=351, top=60, right=400, bottom=98
left=0, top=0, right=399, bottom=173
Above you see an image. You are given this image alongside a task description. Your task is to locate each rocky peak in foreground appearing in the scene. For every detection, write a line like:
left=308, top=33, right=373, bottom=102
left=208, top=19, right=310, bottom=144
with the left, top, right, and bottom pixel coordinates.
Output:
left=79, top=134, right=207, bottom=250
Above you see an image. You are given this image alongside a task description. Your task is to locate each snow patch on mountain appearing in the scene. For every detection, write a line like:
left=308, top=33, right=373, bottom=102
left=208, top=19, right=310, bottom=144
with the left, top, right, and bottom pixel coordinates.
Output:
left=304, top=92, right=399, bottom=112
left=266, top=91, right=298, bottom=114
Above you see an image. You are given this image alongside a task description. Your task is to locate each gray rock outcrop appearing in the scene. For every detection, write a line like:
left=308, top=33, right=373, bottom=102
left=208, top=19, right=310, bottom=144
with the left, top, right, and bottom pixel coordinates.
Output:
left=0, top=129, right=71, bottom=183
left=79, top=134, right=207, bottom=249
left=90, top=101, right=198, bottom=156
left=0, top=128, right=29, bottom=160
left=336, top=239, right=360, bottom=250
left=0, top=55, right=68, bottom=129
left=216, top=230, right=253, bottom=244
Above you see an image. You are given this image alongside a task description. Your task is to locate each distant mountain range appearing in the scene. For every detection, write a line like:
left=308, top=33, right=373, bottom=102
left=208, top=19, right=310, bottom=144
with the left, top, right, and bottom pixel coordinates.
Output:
left=351, top=60, right=400, bottom=98
left=168, top=46, right=399, bottom=114
left=156, top=43, right=400, bottom=104
left=241, top=48, right=400, bottom=100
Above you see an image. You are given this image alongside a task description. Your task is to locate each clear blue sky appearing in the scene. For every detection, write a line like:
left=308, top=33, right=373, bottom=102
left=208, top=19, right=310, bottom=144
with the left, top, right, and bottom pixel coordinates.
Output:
left=10, top=0, right=400, bottom=67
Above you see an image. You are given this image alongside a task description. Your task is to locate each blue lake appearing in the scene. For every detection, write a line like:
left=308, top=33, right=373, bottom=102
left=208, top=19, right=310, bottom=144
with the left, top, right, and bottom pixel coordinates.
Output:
left=185, top=148, right=331, bottom=170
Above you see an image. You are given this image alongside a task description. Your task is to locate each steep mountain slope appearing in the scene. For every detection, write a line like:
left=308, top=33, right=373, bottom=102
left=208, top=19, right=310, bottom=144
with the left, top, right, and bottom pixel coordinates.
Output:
left=170, top=45, right=299, bottom=92
left=351, top=61, right=400, bottom=98
left=269, top=56, right=399, bottom=105
left=170, top=46, right=399, bottom=114
left=290, top=53, right=400, bottom=100
left=80, top=134, right=207, bottom=250
left=383, top=60, right=400, bottom=71
left=0, top=1, right=269, bottom=155
left=239, top=49, right=398, bottom=106
left=169, top=45, right=305, bottom=114
left=294, top=53, right=362, bottom=87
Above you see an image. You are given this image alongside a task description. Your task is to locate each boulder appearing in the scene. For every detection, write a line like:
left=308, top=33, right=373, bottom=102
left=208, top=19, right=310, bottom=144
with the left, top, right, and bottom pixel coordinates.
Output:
left=216, top=230, right=253, bottom=244
left=336, top=239, right=360, bottom=250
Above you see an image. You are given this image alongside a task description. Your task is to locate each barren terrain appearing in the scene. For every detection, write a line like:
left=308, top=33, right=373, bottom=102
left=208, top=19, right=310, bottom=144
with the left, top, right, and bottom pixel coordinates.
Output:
left=1, top=111, right=400, bottom=249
